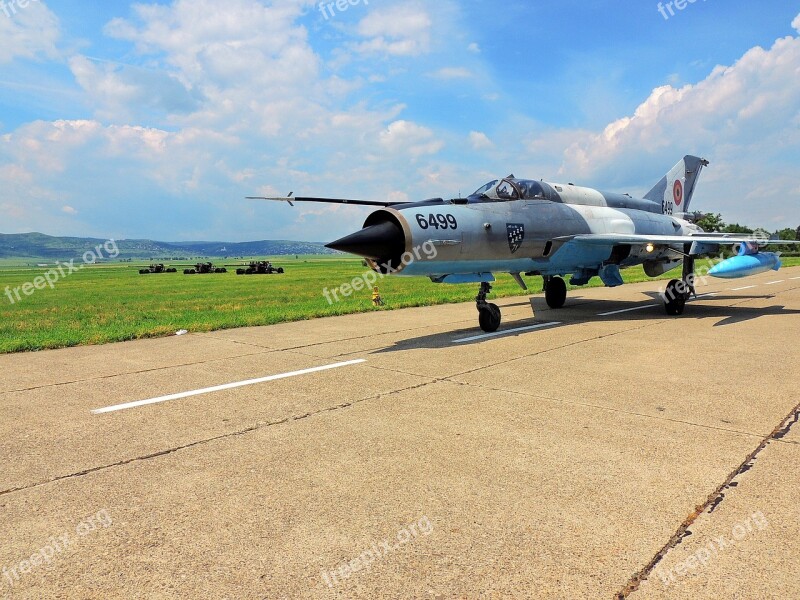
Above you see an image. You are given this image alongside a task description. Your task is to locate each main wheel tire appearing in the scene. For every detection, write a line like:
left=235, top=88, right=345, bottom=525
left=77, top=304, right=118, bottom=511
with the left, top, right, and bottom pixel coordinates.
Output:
left=277, top=267, right=284, bottom=274
left=489, top=303, right=501, bottom=326
left=664, top=279, right=687, bottom=316
left=478, top=303, right=502, bottom=333
left=545, top=276, right=567, bottom=309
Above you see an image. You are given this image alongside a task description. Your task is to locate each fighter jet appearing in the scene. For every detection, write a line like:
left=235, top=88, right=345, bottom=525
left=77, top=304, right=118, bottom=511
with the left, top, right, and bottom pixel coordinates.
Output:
left=250, top=156, right=798, bottom=332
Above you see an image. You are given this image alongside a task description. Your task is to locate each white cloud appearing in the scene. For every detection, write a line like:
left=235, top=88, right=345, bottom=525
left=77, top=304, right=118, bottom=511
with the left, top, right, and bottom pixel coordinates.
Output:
left=793, top=13, right=800, bottom=33
left=105, top=0, right=318, bottom=84
left=387, top=191, right=410, bottom=204
left=429, top=67, right=473, bottom=80
left=0, top=0, right=450, bottom=239
left=468, top=42, right=481, bottom=54
left=563, top=32, right=800, bottom=175
left=0, top=163, right=33, bottom=184
left=0, top=0, right=61, bottom=64
left=554, top=24, right=800, bottom=225
left=61, top=205, right=77, bottom=215
left=469, top=131, right=494, bottom=150
left=2, top=2, right=798, bottom=241
left=103, top=0, right=322, bottom=132
left=69, top=56, right=201, bottom=121
left=354, top=4, right=432, bottom=56
left=379, top=120, right=444, bottom=158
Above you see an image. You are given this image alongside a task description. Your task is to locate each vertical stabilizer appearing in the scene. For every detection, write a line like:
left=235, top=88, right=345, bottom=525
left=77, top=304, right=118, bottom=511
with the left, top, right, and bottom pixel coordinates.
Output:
left=644, top=155, right=709, bottom=215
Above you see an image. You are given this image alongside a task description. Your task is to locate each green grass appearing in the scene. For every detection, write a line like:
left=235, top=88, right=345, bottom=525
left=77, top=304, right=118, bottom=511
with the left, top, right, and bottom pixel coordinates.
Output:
left=1, top=256, right=798, bottom=354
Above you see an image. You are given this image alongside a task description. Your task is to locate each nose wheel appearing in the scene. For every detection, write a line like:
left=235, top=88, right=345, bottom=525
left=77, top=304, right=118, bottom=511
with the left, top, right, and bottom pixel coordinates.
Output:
left=476, top=282, right=501, bottom=332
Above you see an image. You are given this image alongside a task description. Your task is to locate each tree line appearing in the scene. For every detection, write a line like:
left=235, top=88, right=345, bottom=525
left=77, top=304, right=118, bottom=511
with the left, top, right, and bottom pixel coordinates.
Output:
left=694, top=214, right=800, bottom=254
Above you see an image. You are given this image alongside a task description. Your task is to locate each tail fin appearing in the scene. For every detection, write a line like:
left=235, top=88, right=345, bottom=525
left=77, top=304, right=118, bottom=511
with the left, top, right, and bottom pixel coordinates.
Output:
left=644, top=155, right=709, bottom=215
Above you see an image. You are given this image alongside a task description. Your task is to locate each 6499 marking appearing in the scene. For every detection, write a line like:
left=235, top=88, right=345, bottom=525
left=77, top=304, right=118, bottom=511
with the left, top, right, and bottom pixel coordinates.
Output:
left=416, top=214, right=458, bottom=230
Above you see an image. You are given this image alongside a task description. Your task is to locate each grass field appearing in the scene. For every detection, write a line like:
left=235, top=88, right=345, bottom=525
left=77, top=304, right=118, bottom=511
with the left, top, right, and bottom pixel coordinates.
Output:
left=1, top=255, right=798, bottom=354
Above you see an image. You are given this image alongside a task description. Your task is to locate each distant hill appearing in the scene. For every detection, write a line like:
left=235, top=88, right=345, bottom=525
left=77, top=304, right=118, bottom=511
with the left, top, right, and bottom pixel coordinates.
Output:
left=0, top=232, right=337, bottom=260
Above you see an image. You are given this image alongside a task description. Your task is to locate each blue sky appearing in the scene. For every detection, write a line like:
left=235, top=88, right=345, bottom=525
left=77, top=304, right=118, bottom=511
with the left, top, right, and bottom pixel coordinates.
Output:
left=1, top=0, right=798, bottom=242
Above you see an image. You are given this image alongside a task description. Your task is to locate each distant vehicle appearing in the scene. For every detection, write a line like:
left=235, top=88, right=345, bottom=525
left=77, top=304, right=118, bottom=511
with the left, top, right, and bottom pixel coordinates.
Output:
left=139, top=264, right=177, bottom=275
left=183, top=262, right=227, bottom=275
left=232, top=261, right=285, bottom=275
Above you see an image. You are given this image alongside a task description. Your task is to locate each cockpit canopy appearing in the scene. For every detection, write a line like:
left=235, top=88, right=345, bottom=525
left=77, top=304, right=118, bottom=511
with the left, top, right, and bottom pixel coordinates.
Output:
left=470, top=177, right=549, bottom=202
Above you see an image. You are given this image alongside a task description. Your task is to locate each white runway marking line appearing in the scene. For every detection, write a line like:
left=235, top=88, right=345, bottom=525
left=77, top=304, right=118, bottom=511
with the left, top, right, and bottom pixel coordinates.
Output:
left=454, top=322, right=562, bottom=343
left=91, top=359, right=367, bottom=415
left=598, top=304, right=657, bottom=317
left=765, top=280, right=785, bottom=285
left=791, top=276, right=800, bottom=280
left=731, top=285, right=757, bottom=291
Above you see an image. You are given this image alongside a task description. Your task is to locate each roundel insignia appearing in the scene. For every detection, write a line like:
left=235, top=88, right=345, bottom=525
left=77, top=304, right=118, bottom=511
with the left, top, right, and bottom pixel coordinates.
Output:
left=673, top=180, right=684, bottom=207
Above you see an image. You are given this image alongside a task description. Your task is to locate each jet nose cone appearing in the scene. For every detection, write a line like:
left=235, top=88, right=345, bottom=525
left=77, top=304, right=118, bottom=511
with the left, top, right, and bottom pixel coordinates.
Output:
left=326, top=220, right=405, bottom=261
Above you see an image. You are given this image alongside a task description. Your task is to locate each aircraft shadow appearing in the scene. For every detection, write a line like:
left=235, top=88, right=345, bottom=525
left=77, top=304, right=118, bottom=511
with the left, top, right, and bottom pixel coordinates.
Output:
left=534, top=294, right=800, bottom=328
left=373, top=292, right=800, bottom=351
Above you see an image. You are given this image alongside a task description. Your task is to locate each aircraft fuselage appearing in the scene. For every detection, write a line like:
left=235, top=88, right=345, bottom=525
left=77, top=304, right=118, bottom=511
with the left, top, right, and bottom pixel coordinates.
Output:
left=359, top=182, right=698, bottom=286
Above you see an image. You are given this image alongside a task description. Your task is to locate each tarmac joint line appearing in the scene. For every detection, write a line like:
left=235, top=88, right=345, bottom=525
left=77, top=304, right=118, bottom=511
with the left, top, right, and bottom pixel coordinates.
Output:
left=0, top=372, right=438, bottom=499
left=616, top=398, right=800, bottom=599
left=452, top=321, right=562, bottom=343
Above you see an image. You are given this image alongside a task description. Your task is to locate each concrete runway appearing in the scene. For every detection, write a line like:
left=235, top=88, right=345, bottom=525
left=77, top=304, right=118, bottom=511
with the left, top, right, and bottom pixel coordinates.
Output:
left=1, top=267, right=799, bottom=599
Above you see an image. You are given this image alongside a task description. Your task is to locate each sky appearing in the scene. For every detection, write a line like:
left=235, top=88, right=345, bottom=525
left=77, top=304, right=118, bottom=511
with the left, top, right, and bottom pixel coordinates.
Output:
left=0, top=0, right=799, bottom=243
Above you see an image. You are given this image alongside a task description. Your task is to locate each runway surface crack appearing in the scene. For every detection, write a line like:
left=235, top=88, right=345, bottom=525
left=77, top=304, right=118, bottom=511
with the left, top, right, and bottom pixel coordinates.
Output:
left=616, top=398, right=800, bottom=599
left=0, top=348, right=277, bottom=394
left=0, top=374, right=438, bottom=499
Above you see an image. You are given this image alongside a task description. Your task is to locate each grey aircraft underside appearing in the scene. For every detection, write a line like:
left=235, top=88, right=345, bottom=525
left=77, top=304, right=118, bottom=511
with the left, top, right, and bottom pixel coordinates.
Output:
left=250, top=155, right=797, bottom=332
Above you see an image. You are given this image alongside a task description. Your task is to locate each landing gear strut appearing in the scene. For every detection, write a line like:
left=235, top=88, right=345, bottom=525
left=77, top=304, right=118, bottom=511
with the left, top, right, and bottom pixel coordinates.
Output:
left=476, top=282, right=501, bottom=332
left=663, top=252, right=696, bottom=316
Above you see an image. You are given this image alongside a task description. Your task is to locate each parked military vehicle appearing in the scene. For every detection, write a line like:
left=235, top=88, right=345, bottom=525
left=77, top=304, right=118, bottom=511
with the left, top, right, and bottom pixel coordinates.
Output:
left=233, top=261, right=285, bottom=275
left=138, top=264, right=177, bottom=274
left=183, top=262, right=227, bottom=275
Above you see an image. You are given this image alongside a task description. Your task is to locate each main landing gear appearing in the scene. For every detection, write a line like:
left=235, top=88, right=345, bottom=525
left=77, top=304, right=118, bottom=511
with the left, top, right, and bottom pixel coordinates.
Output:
left=476, top=282, right=501, bottom=332
left=474, top=276, right=570, bottom=333
left=663, top=254, right=696, bottom=316
left=543, top=276, right=567, bottom=309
